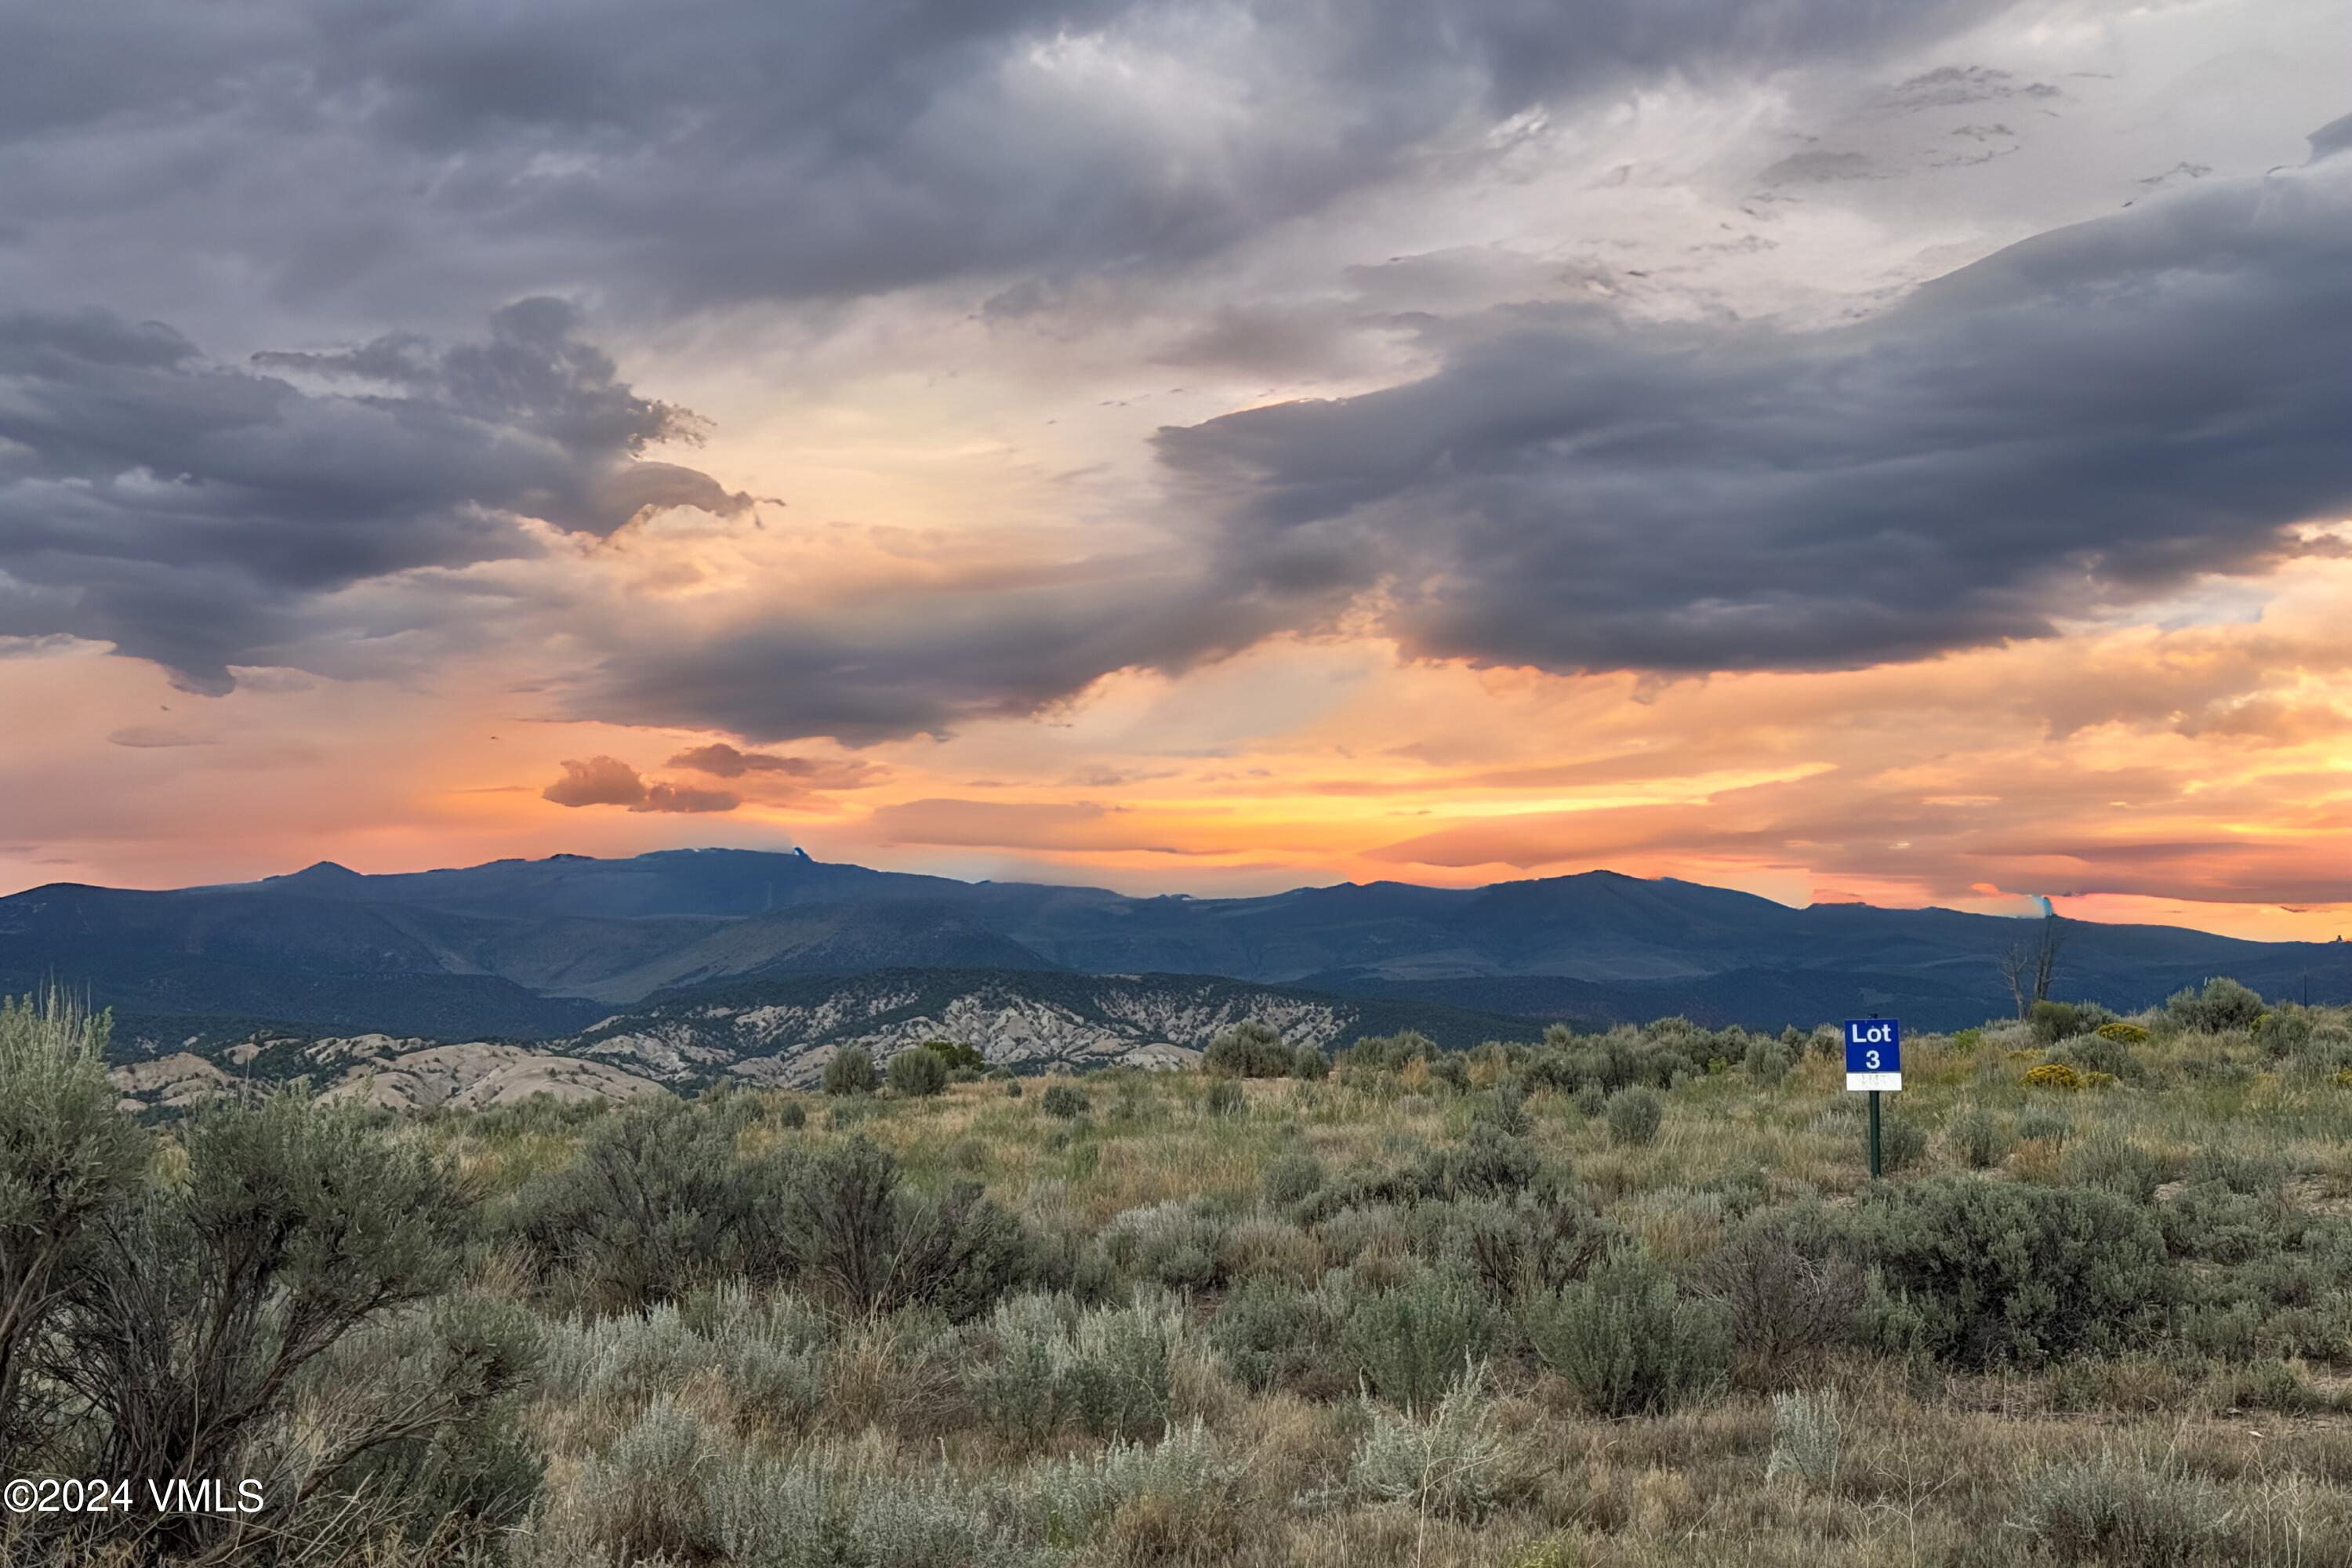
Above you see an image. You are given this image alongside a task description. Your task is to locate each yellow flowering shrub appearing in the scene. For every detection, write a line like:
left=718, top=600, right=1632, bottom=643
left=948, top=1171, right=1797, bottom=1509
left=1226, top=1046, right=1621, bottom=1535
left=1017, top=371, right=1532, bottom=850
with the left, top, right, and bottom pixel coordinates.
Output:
left=2095, top=1022, right=2151, bottom=1044
left=2022, top=1062, right=2085, bottom=1091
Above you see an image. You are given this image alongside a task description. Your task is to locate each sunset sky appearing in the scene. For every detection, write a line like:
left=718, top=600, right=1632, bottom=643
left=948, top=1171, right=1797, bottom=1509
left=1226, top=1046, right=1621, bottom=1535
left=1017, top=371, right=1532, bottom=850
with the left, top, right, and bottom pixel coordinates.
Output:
left=3, top=0, right=2349, bottom=939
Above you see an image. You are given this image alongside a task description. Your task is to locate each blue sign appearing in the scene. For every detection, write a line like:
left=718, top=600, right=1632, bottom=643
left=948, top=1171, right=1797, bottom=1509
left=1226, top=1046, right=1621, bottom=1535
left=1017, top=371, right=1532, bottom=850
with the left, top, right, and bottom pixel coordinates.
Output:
left=1844, top=1018, right=1901, bottom=1091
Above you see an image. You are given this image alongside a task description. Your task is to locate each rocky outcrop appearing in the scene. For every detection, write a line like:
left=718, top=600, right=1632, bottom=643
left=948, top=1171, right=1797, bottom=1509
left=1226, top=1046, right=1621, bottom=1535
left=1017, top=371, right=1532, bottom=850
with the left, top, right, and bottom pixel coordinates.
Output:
left=102, top=967, right=1475, bottom=1111
left=318, top=1043, right=668, bottom=1110
left=109, top=1052, right=234, bottom=1112
left=111, top=1036, right=668, bottom=1113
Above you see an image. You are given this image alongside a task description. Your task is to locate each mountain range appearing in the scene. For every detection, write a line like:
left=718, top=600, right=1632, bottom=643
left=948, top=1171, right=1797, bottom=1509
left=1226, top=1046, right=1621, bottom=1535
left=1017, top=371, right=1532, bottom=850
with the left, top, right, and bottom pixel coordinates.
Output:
left=7, top=848, right=2349, bottom=1054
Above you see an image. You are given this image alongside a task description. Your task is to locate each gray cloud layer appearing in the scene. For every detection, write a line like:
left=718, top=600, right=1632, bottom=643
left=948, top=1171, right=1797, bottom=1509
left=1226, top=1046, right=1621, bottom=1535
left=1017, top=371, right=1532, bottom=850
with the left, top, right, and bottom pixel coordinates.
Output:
left=8, top=1, right=2346, bottom=755
left=1, top=0, right=2004, bottom=325
left=0, top=299, right=744, bottom=692
left=579, top=565, right=1300, bottom=743
left=575, top=137, right=2352, bottom=744
left=1160, top=137, right=2352, bottom=680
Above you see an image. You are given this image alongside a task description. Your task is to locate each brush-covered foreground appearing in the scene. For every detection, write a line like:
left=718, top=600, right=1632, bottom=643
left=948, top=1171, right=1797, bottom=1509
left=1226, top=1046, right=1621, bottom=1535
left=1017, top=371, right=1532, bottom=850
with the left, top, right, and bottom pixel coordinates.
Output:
left=9, top=982, right=2352, bottom=1566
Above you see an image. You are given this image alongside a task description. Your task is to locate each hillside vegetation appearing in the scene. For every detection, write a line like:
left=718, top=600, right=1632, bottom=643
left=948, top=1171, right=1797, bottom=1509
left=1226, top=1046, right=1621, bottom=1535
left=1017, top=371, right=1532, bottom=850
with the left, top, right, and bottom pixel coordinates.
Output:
left=9, top=981, right=2352, bottom=1566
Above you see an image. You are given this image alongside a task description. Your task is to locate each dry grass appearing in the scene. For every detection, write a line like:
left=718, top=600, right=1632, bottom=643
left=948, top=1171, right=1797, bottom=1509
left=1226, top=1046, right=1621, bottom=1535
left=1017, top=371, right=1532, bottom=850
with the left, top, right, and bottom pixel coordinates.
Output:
left=395, top=1004, right=2352, bottom=1566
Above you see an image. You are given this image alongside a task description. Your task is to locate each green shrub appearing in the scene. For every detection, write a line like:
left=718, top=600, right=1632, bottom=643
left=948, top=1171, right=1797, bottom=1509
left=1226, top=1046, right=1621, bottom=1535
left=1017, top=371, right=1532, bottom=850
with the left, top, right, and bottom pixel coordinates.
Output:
left=0, top=994, right=148, bottom=1455
left=1056, top=1294, right=1188, bottom=1441
left=2017, top=1452, right=2227, bottom=1566
left=1417, top=1123, right=1541, bottom=1199
left=1203, top=1078, right=1246, bottom=1117
left=2057, top=1029, right=2140, bottom=1080
left=1605, top=1087, right=1663, bottom=1146
left=1572, top=1083, right=1607, bottom=1119
left=2031, top=1000, right=2085, bottom=1045
left=1535, top=1028, right=1687, bottom=1096
left=964, top=1289, right=1190, bottom=1444
left=1949, top=1106, right=2013, bottom=1169
left=1293, top=1044, right=1331, bottom=1080
left=1209, top=1276, right=1341, bottom=1396
left=923, top=1039, right=987, bottom=1071
left=887, top=1044, right=950, bottom=1098
left=545, top=1288, right=827, bottom=1420
left=1765, top=1388, right=1842, bottom=1486
left=1203, top=1020, right=1294, bottom=1078
left=308, top=1293, right=547, bottom=1553
left=2159, top=1181, right=2288, bottom=1265
left=2064, top=1131, right=2168, bottom=1203
left=2167, top=977, right=2265, bottom=1033
left=1345, top=1030, right=1436, bottom=1074
left=1449, top=1189, right=1619, bottom=1299
left=2255, top=1008, right=2317, bottom=1057
left=1100, top=1198, right=1231, bottom=1291
left=1695, top=1204, right=1861, bottom=1376
left=778, top=1099, right=808, bottom=1130
left=2018, top=1105, right=2072, bottom=1145
left=1346, top=1359, right=1506, bottom=1522
left=1878, top=1112, right=1927, bottom=1174
left=1027, top=1417, right=1237, bottom=1548
left=963, top=1293, right=1072, bottom=1442
left=1522, top=1250, right=1731, bottom=1416
left=1040, top=1082, right=1087, bottom=1119
left=56, top=1091, right=478, bottom=1563
left=1340, top=1269, right=1497, bottom=1410
left=507, top=1095, right=795, bottom=1306
left=1852, top=1175, right=2170, bottom=1369
left=583, top=1404, right=1044, bottom=1568
left=577, top=1397, right=721, bottom=1562
left=776, top=1135, right=1025, bottom=1321
left=1261, top=1148, right=1327, bottom=1210
left=1468, top=1085, right=1529, bottom=1139
left=824, top=1046, right=878, bottom=1096
left=2184, top=1146, right=2287, bottom=1194
left=721, top=1462, right=1033, bottom=1568
left=1743, top=1038, right=1793, bottom=1087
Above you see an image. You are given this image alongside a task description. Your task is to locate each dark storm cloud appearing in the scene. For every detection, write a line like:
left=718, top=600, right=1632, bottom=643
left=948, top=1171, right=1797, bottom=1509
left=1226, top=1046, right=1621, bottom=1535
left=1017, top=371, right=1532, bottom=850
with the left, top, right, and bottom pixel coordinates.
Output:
left=579, top=567, right=1303, bottom=744
left=578, top=136, right=2352, bottom=746
left=0, top=0, right=2006, bottom=321
left=1157, top=140, right=2352, bottom=680
left=13, top=0, right=2339, bottom=755
left=0, top=299, right=747, bottom=693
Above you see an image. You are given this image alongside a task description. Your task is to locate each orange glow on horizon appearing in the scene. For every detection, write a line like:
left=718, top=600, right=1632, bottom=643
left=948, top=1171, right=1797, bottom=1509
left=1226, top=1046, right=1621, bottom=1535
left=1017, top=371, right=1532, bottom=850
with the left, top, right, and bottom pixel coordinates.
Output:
left=6, top=534, right=2349, bottom=949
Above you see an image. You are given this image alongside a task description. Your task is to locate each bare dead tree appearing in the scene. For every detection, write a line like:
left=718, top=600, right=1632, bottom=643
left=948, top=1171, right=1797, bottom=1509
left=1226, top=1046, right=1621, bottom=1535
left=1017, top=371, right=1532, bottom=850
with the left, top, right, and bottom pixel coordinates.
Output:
left=1997, top=913, right=2067, bottom=1020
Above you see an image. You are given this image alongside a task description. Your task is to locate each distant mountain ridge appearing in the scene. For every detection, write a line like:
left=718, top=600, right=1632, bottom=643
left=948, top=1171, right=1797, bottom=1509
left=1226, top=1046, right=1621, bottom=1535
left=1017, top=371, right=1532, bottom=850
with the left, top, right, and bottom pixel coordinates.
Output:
left=9, top=846, right=2349, bottom=1043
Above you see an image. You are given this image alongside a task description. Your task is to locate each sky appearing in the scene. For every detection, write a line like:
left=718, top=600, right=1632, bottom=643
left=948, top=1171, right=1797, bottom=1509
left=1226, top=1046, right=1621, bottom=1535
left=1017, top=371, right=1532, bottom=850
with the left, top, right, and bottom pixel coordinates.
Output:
left=3, top=0, right=2350, bottom=939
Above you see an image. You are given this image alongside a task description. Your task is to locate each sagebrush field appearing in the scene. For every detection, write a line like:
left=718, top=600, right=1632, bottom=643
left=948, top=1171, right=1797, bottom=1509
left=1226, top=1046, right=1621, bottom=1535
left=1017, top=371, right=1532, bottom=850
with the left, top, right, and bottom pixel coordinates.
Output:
left=9, top=982, right=2352, bottom=1566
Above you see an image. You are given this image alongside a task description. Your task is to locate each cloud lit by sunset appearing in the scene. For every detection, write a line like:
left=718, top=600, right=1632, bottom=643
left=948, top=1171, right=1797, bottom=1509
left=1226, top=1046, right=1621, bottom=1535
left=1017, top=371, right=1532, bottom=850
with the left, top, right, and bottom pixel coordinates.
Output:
left=3, top=0, right=2348, bottom=942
